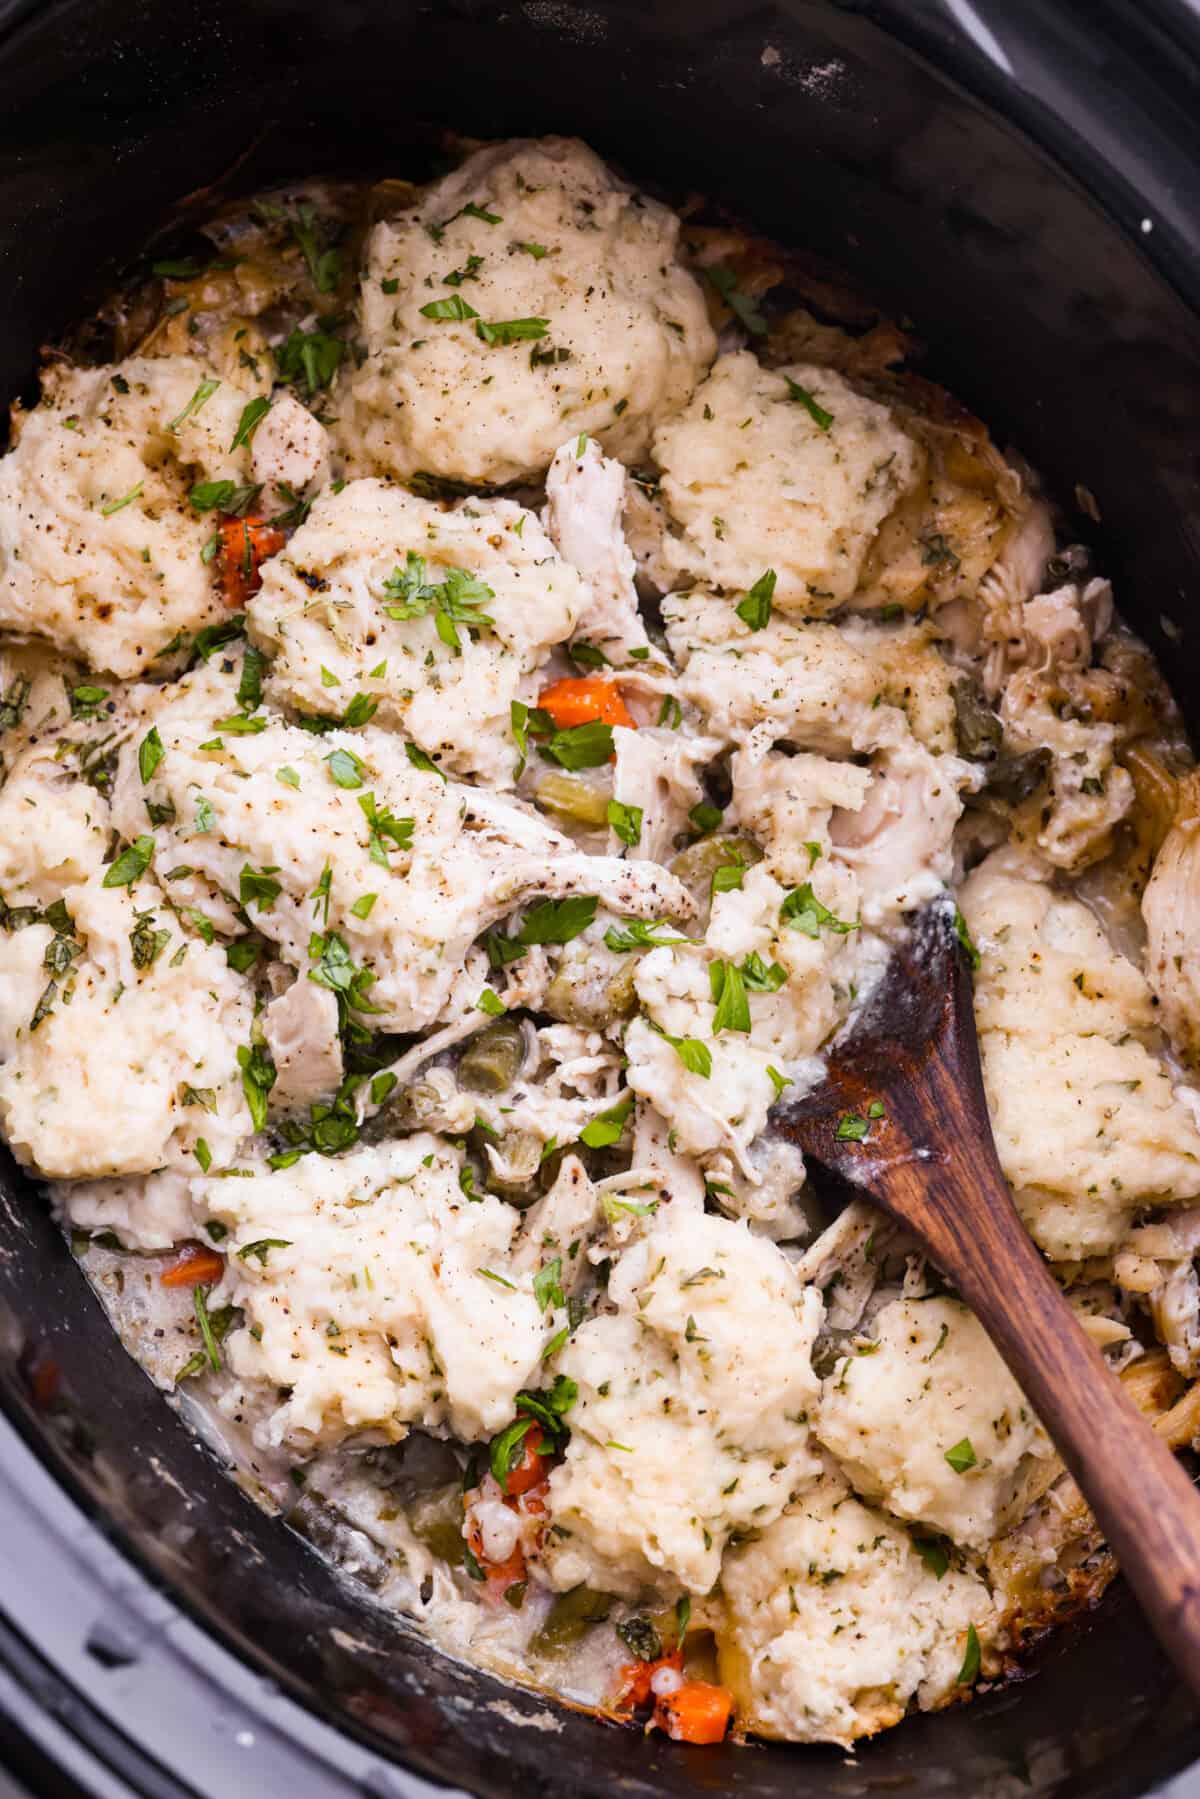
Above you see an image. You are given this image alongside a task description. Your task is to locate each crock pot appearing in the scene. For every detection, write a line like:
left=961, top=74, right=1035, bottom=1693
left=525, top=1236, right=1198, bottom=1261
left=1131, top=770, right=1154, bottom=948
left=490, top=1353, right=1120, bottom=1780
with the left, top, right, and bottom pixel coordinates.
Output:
left=1, top=0, right=1199, bottom=1792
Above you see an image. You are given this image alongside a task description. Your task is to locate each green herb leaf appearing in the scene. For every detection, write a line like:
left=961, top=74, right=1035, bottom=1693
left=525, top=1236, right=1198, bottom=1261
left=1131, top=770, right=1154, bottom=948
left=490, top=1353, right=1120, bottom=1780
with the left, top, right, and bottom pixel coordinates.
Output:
left=736, top=567, right=776, bottom=632
left=489, top=1414, right=538, bottom=1489
left=534, top=1256, right=565, bottom=1313
left=835, top=1112, right=870, bottom=1142
left=606, top=799, right=643, bottom=847
left=239, top=864, right=282, bottom=912
left=420, top=294, right=480, bottom=322
left=166, top=377, right=220, bottom=434
left=710, top=960, right=752, bottom=1035
left=957, top=1622, right=981, bottom=1685
left=475, top=316, right=549, bottom=345
left=784, top=375, right=834, bottom=431
left=780, top=884, right=857, bottom=938
left=515, top=896, right=597, bottom=946
left=477, top=987, right=506, bottom=1017
left=274, top=325, right=345, bottom=396
left=579, top=1094, right=634, bottom=1149
left=230, top=395, right=270, bottom=450
left=954, top=905, right=981, bottom=971
left=325, top=747, right=365, bottom=789
left=138, top=727, right=165, bottom=784
left=541, top=721, right=614, bottom=770
left=237, top=1040, right=277, bottom=1131
left=103, top=835, right=155, bottom=889
left=100, top=480, right=144, bottom=517
left=944, top=1438, right=977, bottom=1475
left=193, top=1284, right=223, bottom=1372
left=237, top=1238, right=292, bottom=1265
left=603, top=918, right=687, bottom=953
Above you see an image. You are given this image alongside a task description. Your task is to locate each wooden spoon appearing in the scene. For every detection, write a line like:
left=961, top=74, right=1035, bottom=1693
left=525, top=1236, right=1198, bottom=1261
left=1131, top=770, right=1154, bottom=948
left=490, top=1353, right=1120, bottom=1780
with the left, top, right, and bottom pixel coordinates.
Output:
left=771, top=897, right=1200, bottom=1694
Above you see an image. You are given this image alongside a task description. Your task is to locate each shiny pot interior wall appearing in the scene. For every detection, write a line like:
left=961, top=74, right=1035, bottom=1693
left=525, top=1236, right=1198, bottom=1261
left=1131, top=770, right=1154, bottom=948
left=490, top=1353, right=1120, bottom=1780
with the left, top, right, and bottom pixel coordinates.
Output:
left=0, top=1, right=1198, bottom=1794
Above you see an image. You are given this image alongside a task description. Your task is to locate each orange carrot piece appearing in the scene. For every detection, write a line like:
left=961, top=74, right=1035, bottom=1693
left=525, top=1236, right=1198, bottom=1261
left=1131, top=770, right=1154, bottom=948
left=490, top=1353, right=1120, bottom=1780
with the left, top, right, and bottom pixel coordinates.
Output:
left=160, top=1244, right=225, bottom=1288
left=537, top=676, right=635, bottom=730
left=616, top=1648, right=682, bottom=1712
left=218, top=515, right=286, bottom=609
left=654, top=1680, right=733, bottom=1745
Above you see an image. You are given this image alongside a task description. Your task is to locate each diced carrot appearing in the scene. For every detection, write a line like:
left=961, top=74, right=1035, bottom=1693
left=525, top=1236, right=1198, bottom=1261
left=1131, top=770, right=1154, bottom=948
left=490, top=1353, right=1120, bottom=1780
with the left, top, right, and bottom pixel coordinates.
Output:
left=538, top=676, right=635, bottom=731
left=160, top=1244, right=225, bottom=1288
left=218, top=515, right=286, bottom=609
left=654, top=1680, right=733, bottom=1745
left=616, top=1648, right=682, bottom=1712
left=501, top=1424, right=552, bottom=1497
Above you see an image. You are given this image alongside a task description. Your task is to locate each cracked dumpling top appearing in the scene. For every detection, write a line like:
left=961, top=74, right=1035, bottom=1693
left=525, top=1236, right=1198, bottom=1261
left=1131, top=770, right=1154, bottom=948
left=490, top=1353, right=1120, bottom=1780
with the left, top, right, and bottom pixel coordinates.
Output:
left=338, top=137, right=716, bottom=486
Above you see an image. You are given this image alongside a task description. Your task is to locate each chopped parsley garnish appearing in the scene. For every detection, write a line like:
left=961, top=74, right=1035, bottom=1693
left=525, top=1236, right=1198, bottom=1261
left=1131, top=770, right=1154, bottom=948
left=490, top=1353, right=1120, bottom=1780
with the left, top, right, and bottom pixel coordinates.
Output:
left=780, top=884, right=857, bottom=937
left=944, top=1438, right=977, bottom=1475
left=710, top=959, right=751, bottom=1035
left=405, top=743, right=445, bottom=780
left=274, top=324, right=345, bottom=396
left=239, top=864, right=282, bottom=912
left=102, top=835, right=155, bottom=890
left=579, top=1093, right=633, bottom=1149
left=957, top=1623, right=981, bottom=1685
left=193, top=1285, right=224, bottom=1372
left=603, top=918, right=686, bottom=953
left=237, top=1040, right=277, bottom=1132
left=138, top=727, right=165, bottom=784
left=166, top=376, right=220, bottom=434
left=129, top=910, right=170, bottom=969
left=100, top=480, right=143, bottom=517
left=237, top=1238, right=292, bottom=1265
left=358, top=792, right=413, bottom=865
left=736, top=567, right=776, bottom=631
left=835, top=1112, right=871, bottom=1142
left=766, top=1065, right=791, bottom=1101
left=419, top=294, right=479, bottom=322
left=533, top=1256, right=565, bottom=1313
left=381, top=553, right=495, bottom=654
left=953, top=905, right=981, bottom=971
left=189, top=478, right=262, bottom=515
left=443, top=253, right=484, bottom=286
left=606, top=799, right=642, bottom=846
left=230, top=395, right=271, bottom=450
left=539, top=720, right=613, bottom=770
left=740, top=952, right=786, bottom=991
left=486, top=896, right=598, bottom=966
left=784, top=375, right=834, bottom=431
left=325, top=747, right=365, bottom=789
left=257, top=198, right=341, bottom=292
left=308, top=930, right=382, bottom=1020
left=476, top=987, right=506, bottom=1017
left=475, top=316, right=549, bottom=345
left=648, top=1019, right=712, bottom=1078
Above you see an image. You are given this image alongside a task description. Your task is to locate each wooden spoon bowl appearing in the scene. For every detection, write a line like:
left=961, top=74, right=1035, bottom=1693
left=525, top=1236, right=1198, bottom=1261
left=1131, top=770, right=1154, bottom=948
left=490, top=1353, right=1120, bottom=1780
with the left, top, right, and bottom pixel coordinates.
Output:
left=771, top=899, right=1200, bottom=1695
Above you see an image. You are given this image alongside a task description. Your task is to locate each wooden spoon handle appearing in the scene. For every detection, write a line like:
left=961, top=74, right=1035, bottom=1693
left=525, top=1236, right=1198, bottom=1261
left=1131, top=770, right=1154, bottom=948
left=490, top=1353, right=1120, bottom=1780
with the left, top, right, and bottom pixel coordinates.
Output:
left=911, top=1133, right=1200, bottom=1695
